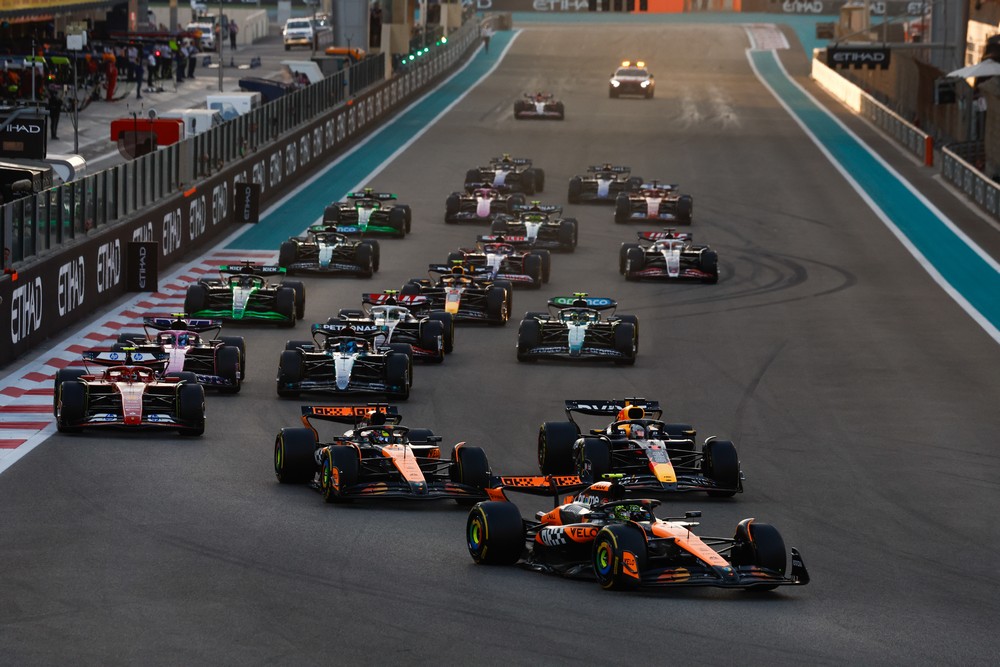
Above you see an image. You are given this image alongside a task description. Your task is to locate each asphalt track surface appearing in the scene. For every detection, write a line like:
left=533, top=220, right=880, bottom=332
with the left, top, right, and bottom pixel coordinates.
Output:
left=3, top=22, right=1000, bottom=666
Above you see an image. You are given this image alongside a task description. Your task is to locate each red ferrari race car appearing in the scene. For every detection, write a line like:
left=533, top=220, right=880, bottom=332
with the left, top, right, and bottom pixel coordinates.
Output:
left=52, top=349, right=206, bottom=436
left=614, top=181, right=693, bottom=225
left=467, top=475, right=808, bottom=591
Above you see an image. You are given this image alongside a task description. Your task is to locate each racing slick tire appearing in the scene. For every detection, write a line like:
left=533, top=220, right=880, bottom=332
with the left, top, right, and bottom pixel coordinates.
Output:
left=276, top=350, right=304, bottom=398
left=56, top=380, right=86, bottom=433
left=407, top=428, right=436, bottom=445
left=274, top=427, right=317, bottom=484
left=493, top=280, right=514, bottom=314
left=567, top=177, right=583, bottom=204
left=485, top=286, right=508, bottom=326
left=538, top=421, right=579, bottom=474
left=619, top=243, right=641, bottom=274
left=275, top=287, right=298, bottom=328
left=613, top=322, right=637, bottom=365
left=429, top=311, right=455, bottom=353
left=388, top=343, right=415, bottom=385
left=527, top=168, right=545, bottom=193
left=386, top=353, right=410, bottom=401
left=355, top=243, right=375, bottom=278
left=283, top=281, right=307, bottom=320
left=400, top=282, right=421, bottom=298
left=418, top=320, right=446, bottom=363
left=53, top=369, right=87, bottom=416
left=361, top=240, right=380, bottom=273
left=699, top=250, right=719, bottom=284
left=703, top=439, right=741, bottom=497
left=507, top=193, right=528, bottom=211
left=278, top=241, right=297, bottom=270
left=624, top=247, right=645, bottom=281
left=594, top=524, right=648, bottom=591
left=183, top=284, right=208, bottom=314
left=732, top=521, right=787, bottom=590
left=177, top=382, right=206, bottom=436
left=217, top=345, right=242, bottom=394
left=516, top=318, right=541, bottom=362
left=219, top=336, right=248, bottom=380
left=577, top=437, right=612, bottom=484
left=513, top=100, right=527, bottom=117
left=617, top=315, right=639, bottom=345
left=554, top=102, right=565, bottom=120
left=388, top=207, right=407, bottom=238
left=558, top=219, right=577, bottom=252
left=677, top=194, right=693, bottom=224
left=531, top=250, right=551, bottom=283
left=467, top=501, right=525, bottom=565
left=444, top=194, right=461, bottom=222
left=398, top=204, right=412, bottom=233
left=627, top=176, right=644, bottom=191
left=321, top=446, right=360, bottom=503
left=521, top=170, right=536, bottom=195
left=451, top=445, right=491, bottom=504
left=323, top=204, right=341, bottom=224
left=614, top=194, right=631, bottom=224
left=464, top=168, right=482, bottom=186
left=523, top=253, right=543, bottom=289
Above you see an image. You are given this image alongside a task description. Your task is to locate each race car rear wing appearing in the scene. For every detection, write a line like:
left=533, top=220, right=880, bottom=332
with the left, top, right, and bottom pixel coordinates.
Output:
left=564, top=398, right=663, bottom=418
left=464, top=182, right=511, bottom=193
left=485, top=474, right=586, bottom=502
left=362, top=292, right=430, bottom=307
left=82, top=349, right=170, bottom=370
left=300, top=404, right=401, bottom=427
left=312, top=322, right=382, bottom=336
left=638, top=231, right=692, bottom=242
left=428, top=263, right=496, bottom=279
left=219, top=263, right=286, bottom=277
left=345, top=191, right=397, bottom=201
left=510, top=203, right=562, bottom=215
left=548, top=295, right=617, bottom=311
left=142, top=314, right=224, bottom=333
left=476, top=234, right=531, bottom=245
left=586, top=165, right=629, bottom=173
left=488, top=157, right=531, bottom=166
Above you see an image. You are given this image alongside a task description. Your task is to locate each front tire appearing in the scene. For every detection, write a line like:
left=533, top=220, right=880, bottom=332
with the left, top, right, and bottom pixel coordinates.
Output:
left=594, top=525, right=647, bottom=590
left=274, top=427, right=317, bottom=484
left=467, top=501, right=524, bottom=565
left=321, top=446, right=360, bottom=503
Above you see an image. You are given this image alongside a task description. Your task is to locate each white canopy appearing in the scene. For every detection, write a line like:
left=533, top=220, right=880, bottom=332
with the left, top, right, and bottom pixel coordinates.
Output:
left=946, top=60, right=1000, bottom=79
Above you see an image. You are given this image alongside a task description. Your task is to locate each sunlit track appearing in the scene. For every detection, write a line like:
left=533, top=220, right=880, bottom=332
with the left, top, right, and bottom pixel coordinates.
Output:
left=2, top=21, right=1000, bottom=665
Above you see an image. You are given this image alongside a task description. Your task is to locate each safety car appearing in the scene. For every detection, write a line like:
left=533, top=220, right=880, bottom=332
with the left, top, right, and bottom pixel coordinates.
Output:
left=609, top=60, right=655, bottom=98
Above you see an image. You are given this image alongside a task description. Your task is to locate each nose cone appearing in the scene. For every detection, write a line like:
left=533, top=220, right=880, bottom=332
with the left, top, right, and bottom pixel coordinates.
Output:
left=124, top=415, right=142, bottom=426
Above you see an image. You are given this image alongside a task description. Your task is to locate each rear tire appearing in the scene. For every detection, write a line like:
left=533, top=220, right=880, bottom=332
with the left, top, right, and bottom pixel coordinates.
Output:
left=485, top=287, right=508, bottom=325
left=577, top=437, right=611, bottom=484
left=275, top=288, right=297, bottom=328
left=177, top=383, right=206, bottom=436
left=216, top=345, right=241, bottom=393
left=184, top=284, right=208, bottom=314
left=538, top=421, right=579, bottom=474
left=467, top=501, right=524, bottom=565
left=703, top=439, right=741, bottom=497
left=613, top=322, right=636, bottom=365
left=568, top=177, right=582, bottom=204
left=276, top=350, right=303, bottom=397
left=386, top=353, right=410, bottom=400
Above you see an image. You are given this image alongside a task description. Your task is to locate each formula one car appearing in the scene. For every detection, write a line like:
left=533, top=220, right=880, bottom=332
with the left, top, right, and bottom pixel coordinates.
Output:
left=567, top=164, right=642, bottom=204
left=615, top=181, right=693, bottom=225
left=278, top=226, right=380, bottom=277
left=401, top=264, right=511, bottom=325
left=322, top=188, right=411, bottom=237
left=446, top=237, right=551, bottom=289
left=467, top=476, right=808, bottom=591
left=114, top=314, right=245, bottom=393
left=277, top=328, right=410, bottom=399
left=536, top=398, right=743, bottom=496
left=465, top=154, right=545, bottom=195
left=620, top=230, right=719, bottom=283
left=516, top=294, right=638, bottom=364
left=490, top=202, right=578, bottom=253
left=445, top=184, right=527, bottom=224
left=328, top=291, right=455, bottom=362
left=609, top=60, right=655, bottom=99
left=274, top=404, right=491, bottom=504
left=53, top=349, right=206, bottom=436
left=513, top=92, right=565, bottom=120
left=184, top=262, right=306, bottom=327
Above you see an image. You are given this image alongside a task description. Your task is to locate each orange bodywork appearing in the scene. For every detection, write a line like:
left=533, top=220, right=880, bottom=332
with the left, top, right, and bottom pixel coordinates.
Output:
left=650, top=521, right=729, bottom=567
left=382, top=444, right=426, bottom=483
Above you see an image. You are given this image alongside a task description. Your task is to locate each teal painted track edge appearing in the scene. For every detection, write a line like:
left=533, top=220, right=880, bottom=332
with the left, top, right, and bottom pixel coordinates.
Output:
left=748, top=48, right=1000, bottom=343
left=227, top=29, right=519, bottom=251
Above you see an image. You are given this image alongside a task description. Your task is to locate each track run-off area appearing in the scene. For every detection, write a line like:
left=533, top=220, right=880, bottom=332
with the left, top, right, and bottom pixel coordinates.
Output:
left=2, top=14, right=999, bottom=665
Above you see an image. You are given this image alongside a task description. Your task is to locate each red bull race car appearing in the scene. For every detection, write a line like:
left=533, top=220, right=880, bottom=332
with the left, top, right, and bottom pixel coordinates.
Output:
left=536, top=398, right=743, bottom=496
left=53, top=349, right=206, bottom=436
left=401, top=264, right=511, bottom=325
left=620, top=230, right=719, bottom=283
left=467, top=475, right=808, bottom=591
left=274, top=404, right=491, bottom=504
left=513, top=92, right=565, bottom=120
left=446, top=237, right=552, bottom=289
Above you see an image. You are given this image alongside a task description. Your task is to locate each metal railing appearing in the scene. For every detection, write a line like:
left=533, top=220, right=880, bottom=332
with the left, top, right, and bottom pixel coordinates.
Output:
left=941, top=146, right=1000, bottom=219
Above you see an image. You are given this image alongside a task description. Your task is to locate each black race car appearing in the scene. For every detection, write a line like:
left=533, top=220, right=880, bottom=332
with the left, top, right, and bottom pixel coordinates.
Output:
left=620, top=230, right=718, bottom=283
left=609, top=60, right=654, bottom=98
left=274, top=404, right=492, bottom=504
left=53, top=349, right=205, bottom=436
left=276, top=329, right=410, bottom=399
left=467, top=476, right=808, bottom=591
left=516, top=294, right=638, bottom=364
left=465, top=154, right=545, bottom=195
left=514, top=92, right=565, bottom=120
left=184, top=262, right=306, bottom=327
left=322, top=188, right=411, bottom=237
left=446, top=237, right=551, bottom=290
left=536, top=398, right=743, bottom=496
left=490, top=203, right=577, bottom=253
left=615, top=181, right=693, bottom=225
left=328, top=291, right=455, bottom=362
left=568, top=164, right=642, bottom=204
left=115, top=314, right=245, bottom=392
left=401, top=264, right=511, bottom=325
left=445, top=184, right=527, bottom=224
left=279, top=226, right=380, bottom=277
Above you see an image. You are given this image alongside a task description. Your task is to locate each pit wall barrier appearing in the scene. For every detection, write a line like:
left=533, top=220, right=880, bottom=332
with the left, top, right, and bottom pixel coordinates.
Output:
left=0, top=20, right=481, bottom=366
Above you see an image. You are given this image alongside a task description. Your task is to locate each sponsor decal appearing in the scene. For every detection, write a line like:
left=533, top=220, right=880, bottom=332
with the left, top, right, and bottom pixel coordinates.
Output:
left=189, top=195, right=207, bottom=239
left=211, top=182, right=228, bottom=227
left=96, top=240, right=121, bottom=293
left=827, top=46, right=891, bottom=70
left=269, top=151, right=283, bottom=188
left=782, top=0, right=823, bottom=12
left=132, top=222, right=154, bottom=243
left=566, top=525, right=599, bottom=541
left=10, top=276, right=43, bottom=344
left=162, top=208, right=183, bottom=255
left=285, top=141, right=298, bottom=177
left=57, top=256, right=86, bottom=316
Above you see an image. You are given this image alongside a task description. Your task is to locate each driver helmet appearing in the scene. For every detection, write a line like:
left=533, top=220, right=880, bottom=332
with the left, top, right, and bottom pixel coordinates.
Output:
left=630, top=424, right=645, bottom=440
left=177, top=333, right=189, bottom=346
left=340, top=339, right=359, bottom=354
left=369, top=428, right=392, bottom=445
